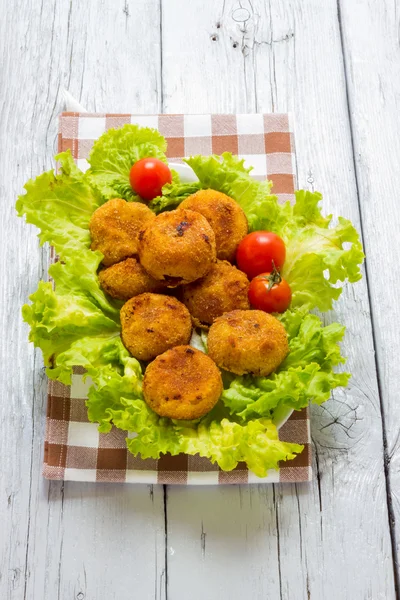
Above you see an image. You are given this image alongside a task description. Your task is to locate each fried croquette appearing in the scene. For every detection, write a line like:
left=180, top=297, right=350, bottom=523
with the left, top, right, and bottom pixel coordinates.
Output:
left=98, top=258, right=165, bottom=301
left=89, top=198, right=155, bottom=266
left=182, top=260, right=250, bottom=328
left=138, top=208, right=216, bottom=285
left=208, top=310, right=289, bottom=376
left=180, top=189, right=248, bottom=262
left=120, top=293, right=192, bottom=361
left=143, top=346, right=223, bottom=419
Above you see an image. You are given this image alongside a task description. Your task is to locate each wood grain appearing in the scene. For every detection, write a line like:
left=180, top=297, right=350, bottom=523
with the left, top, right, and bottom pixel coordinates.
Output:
left=339, top=0, right=400, bottom=582
left=0, top=0, right=398, bottom=598
left=163, top=1, right=396, bottom=598
left=0, top=1, right=166, bottom=599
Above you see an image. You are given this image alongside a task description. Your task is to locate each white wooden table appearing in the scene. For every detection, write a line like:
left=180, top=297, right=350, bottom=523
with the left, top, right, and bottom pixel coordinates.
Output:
left=1, top=1, right=400, bottom=598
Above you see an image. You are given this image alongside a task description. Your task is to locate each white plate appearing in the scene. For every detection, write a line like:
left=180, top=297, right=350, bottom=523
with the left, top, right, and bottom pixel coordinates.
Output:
left=175, top=163, right=294, bottom=430
left=169, top=162, right=198, bottom=182
left=272, top=403, right=294, bottom=429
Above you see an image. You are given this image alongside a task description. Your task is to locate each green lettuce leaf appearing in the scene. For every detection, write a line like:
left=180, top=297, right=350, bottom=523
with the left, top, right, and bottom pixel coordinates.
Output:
left=281, top=192, right=364, bottom=311
left=181, top=156, right=364, bottom=311
left=22, top=280, right=119, bottom=375
left=149, top=170, right=201, bottom=213
left=125, top=409, right=303, bottom=477
left=49, top=251, right=121, bottom=318
left=16, top=151, right=102, bottom=259
left=88, top=379, right=303, bottom=476
left=185, top=153, right=274, bottom=220
left=222, top=309, right=349, bottom=420
left=44, top=329, right=303, bottom=476
left=87, top=125, right=167, bottom=201
left=17, top=130, right=362, bottom=477
left=50, top=335, right=142, bottom=405
left=22, top=254, right=120, bottom=380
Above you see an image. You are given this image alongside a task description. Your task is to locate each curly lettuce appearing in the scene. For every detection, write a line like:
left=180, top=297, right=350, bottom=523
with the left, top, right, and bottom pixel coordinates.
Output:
left=149, top=170, right=201, bottom=213
left=16, top=151, right=102, bottom=259
left=86, top=125, right=167, bottom=202
left=184, top=155, right=364, bottom=312
left=16, top=124, right=363, bottom=477
left=22, top=259, right=120, bottom=379
left=221, top=309, right=349, bottom=420
left=20, top=249, right=345, bottom=475
left=49, top=330, right=304, bottom=476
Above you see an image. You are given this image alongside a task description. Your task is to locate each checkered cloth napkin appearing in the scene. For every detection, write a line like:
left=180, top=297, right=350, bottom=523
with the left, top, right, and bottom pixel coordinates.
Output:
left=43, top=112, right=312, bottom=484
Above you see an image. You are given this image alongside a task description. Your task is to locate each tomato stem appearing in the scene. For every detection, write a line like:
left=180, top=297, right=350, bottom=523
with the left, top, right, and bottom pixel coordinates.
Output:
left=260, top=261, right=282, bottom=291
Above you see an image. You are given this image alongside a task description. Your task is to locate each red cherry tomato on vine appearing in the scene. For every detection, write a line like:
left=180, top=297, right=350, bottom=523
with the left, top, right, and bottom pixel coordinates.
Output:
left=248, top=270, right=292, bottom=313
left=129, top=157, right=172, bottom=201
left=236, top=231, right=286, bottom=280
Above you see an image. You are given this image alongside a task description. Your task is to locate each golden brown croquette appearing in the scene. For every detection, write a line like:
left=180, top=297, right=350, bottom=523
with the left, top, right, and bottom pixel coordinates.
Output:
left=182, top=260, right=250, bottom=328
left=143, top=346, right=223, bottom=420
left=138, top=208, right=216, bottom=285
left=120, top=293, right=192, bottom=361
left=98, top=258, right=165, bottom=301
left=207, top=310, right=289, bottom=376
left=89, top=198, right=155, bottom=266
left=180, top=189, right=248, bottom=262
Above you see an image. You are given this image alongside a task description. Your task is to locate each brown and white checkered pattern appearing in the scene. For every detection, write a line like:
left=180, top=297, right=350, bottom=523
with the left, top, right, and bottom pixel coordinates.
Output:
left=43, top=112, right=311, bottom=484
left=58, top=112, right=297, bottom=203
left=44, top=369, right=311, bottom=483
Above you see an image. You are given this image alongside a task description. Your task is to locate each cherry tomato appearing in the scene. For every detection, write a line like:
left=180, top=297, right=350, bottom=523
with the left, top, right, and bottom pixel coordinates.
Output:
left=248, top=270, right=292, bottom=313
left=236, top=231, right=286, bottom=280
left=129, top=157, right=172, bottom=201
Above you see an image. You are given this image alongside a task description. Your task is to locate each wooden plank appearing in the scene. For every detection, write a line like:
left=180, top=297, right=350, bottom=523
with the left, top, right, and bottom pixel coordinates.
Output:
left=0, top=1, right=166, bottom=599
left=162, top=1, right=396, bottom=598
left=338, top=0, right=400, bottom=580
left=62, top=0, right=163, bottom=114
left=165, top=486, right=282, bottom=599
left=56, top=483, right=166, bottom=600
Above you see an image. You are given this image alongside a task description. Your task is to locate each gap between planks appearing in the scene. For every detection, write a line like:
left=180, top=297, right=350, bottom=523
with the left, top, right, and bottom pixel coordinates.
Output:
left=337, top=0, right=400, bottom=593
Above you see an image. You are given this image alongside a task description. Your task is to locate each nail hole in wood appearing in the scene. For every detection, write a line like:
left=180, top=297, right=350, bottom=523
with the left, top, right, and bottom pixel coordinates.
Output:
left=232, top=8, right=250, bottom=22
left=211, top=34, right=218, bottom=41
left=216, top=22, right=221, bottom=29
left=233, top=42, right=238, bottom=48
